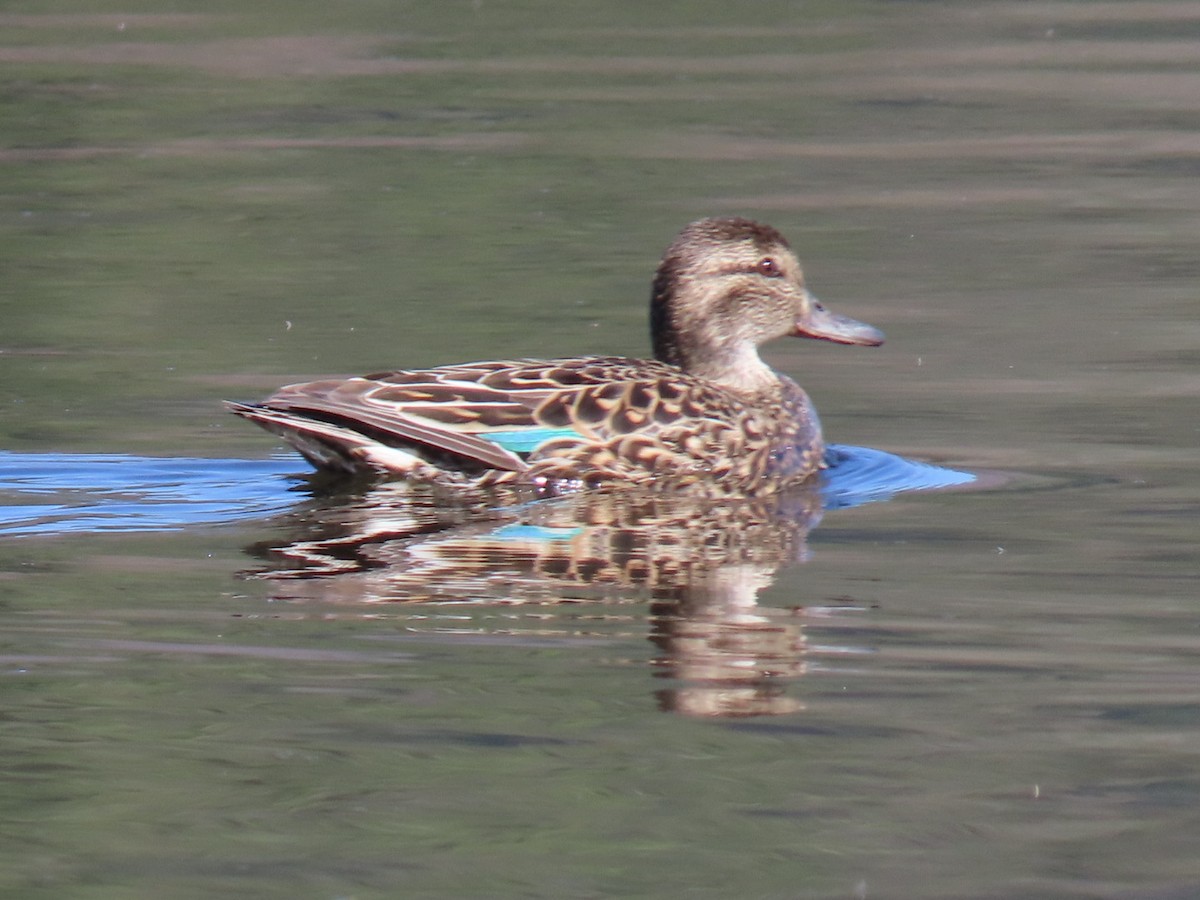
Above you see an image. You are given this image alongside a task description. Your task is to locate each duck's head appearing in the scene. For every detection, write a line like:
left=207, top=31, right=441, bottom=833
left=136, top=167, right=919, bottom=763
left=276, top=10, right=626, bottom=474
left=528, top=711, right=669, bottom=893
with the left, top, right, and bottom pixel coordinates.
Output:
left=650, top=217, right=884, bottom=393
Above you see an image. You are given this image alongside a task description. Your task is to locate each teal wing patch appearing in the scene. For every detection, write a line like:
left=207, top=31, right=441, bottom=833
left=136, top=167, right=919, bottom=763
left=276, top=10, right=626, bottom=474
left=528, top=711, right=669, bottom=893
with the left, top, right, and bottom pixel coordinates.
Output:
left=489, top=524, right=584, bottom=542
left=477, top=427, right=581, bottom=455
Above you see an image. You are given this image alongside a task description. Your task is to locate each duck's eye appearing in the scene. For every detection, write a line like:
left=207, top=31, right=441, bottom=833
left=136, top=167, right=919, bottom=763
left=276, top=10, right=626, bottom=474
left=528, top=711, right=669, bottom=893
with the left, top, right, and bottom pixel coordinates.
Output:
left=756, top=257, right=782, bottom=278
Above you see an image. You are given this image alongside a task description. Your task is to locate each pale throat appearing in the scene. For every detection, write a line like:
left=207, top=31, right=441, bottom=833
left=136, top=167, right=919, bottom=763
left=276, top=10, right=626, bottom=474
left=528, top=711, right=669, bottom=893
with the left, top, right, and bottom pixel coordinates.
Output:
left=692, top=341, right=781, bottom=396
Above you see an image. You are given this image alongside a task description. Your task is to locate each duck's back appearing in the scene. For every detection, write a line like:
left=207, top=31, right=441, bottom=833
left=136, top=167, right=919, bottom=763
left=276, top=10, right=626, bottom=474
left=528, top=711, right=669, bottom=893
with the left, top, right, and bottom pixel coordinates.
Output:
left=227, top=356, right=824, bottom=494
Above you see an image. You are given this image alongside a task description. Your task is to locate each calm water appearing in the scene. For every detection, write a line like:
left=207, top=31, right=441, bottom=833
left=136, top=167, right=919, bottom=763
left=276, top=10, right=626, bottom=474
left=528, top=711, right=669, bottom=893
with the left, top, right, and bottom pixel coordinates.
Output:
left=3, top=2, right=1199, bottom=898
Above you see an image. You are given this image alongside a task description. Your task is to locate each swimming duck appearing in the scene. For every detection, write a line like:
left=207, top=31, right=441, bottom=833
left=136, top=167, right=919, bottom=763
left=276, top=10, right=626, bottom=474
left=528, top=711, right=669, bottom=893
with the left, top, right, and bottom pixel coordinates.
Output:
left=226, top=217, right=884, bottom=495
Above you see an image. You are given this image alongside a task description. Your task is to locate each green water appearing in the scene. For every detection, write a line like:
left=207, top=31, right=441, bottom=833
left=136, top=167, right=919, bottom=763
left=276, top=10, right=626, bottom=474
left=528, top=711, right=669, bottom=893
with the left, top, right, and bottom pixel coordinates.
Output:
left=3, top=2, right=1200, bottom=897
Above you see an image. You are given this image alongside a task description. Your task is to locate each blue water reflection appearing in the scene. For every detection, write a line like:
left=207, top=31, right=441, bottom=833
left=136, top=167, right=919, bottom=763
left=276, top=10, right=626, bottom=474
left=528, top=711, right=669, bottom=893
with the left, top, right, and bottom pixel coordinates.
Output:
left=820, top=445, right=974, bottom=509
left=0, top=452, right=303, bottom=536
left=0, top=446, right=973, bottom=537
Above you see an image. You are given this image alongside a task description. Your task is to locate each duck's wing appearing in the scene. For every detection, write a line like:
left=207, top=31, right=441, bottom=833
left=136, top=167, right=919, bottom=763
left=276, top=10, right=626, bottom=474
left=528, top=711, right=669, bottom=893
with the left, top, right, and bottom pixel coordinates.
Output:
left=227, top=373, right=531, bottom=477
left=226, top=358, right=665, bottom=477
left=224, top=394, right=529, bottom=477
left=227, top=356, right=767, bottom=484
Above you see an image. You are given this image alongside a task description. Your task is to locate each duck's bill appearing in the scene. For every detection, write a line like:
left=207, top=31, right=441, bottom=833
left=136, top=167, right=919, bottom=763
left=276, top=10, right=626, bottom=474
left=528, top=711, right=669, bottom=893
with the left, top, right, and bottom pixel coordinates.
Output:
left=795, top=297, right=885, bottom=347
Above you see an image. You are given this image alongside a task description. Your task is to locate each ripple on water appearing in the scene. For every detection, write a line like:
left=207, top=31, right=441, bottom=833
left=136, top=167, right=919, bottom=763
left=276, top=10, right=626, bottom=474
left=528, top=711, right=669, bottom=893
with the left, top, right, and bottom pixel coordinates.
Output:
left=0, top=446, right=975, bottom=537
left=0, top=451, right=304, bottom=535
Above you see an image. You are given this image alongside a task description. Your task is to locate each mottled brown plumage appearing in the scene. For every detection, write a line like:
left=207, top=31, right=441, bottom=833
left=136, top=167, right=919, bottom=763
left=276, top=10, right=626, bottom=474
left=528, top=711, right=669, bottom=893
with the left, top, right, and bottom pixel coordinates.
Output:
left=227, top=217, right=884, bottom=496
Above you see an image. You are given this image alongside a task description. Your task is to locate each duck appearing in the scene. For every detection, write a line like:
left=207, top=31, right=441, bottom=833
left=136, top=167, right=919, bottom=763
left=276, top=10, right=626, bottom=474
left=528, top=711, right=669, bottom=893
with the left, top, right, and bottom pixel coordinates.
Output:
left=226, top=216, right=884, bottom=496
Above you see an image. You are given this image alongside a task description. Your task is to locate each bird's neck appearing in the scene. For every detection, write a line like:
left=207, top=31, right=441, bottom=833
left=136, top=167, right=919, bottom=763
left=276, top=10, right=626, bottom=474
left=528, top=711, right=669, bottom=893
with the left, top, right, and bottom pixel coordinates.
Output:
left=686, top=344, right=781, bottom=396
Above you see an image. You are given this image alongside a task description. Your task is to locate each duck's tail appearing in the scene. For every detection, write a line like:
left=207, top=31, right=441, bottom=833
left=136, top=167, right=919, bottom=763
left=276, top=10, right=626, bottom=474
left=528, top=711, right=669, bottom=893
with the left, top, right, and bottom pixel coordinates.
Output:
left=225, top=401, right=452, bottom=479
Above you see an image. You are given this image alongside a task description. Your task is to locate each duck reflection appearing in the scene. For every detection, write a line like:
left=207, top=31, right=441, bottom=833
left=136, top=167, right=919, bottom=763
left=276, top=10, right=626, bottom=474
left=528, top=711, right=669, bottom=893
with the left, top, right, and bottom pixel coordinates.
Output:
left=245, top=480, right=829, bottom=717
left=648, top=565, right=810, bottom=718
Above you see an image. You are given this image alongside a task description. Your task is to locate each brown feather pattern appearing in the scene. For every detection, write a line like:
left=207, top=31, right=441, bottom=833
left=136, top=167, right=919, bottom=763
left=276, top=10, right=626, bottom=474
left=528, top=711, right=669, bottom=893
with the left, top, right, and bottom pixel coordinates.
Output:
left=227, top=217, right=883, bottom=496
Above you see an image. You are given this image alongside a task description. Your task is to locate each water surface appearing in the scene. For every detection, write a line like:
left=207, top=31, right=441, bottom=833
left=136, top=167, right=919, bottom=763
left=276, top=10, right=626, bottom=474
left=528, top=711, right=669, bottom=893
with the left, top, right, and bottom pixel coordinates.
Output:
left=2, top=2, right=1198, bottom=898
